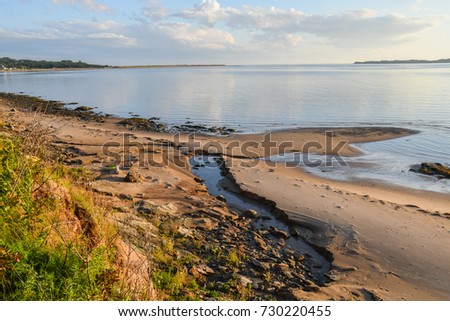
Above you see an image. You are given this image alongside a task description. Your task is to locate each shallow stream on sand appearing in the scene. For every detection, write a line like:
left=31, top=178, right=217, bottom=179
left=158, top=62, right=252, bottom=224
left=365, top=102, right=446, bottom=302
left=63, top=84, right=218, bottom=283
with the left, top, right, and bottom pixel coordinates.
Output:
left=190, top=155, right=331, bottom=283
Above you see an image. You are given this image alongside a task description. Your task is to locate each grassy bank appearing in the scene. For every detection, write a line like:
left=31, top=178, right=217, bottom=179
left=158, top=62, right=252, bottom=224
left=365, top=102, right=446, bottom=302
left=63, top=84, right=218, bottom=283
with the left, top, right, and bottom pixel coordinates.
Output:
left=0, top=120, right=125, bottom=300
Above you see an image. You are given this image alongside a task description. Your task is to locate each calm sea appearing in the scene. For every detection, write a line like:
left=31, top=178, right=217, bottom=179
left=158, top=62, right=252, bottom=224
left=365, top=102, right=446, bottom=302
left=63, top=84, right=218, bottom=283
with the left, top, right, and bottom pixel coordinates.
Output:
left=1, top=64, right=449, bottom=193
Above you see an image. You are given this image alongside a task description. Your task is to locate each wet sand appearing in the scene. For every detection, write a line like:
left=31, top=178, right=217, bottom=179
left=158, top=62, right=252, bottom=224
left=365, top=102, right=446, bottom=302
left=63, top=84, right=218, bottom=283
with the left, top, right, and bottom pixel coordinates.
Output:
left=225, top=158, right=450, bottom=300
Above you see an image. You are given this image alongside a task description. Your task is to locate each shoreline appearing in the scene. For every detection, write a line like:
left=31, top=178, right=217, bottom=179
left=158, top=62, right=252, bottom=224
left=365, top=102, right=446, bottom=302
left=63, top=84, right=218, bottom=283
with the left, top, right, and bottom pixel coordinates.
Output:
left=0, top=64, right=226, bottom=73
left=1, top=93, right=449, bottom=300
left=0, top=67, right=113, bottom=73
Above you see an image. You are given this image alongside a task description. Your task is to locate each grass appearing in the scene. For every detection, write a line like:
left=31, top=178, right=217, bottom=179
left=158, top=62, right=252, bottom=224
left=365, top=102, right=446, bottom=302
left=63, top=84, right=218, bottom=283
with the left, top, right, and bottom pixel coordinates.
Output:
left=0, top=134, right=125, bottom=300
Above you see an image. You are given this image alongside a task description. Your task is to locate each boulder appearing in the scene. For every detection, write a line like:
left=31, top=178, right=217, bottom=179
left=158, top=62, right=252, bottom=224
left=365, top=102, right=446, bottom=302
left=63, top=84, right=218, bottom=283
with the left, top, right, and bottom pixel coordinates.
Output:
left=410, top=162, right=450, bottom=179
left=236, top=274, right=253, bottom=288
left=124, top=170, right=144, bottom=183
left=185, top=218, right=218, bottom=230
left=135, top=200, right=178, bottom=216
left=244, top=209, right=260, bottom=219
left=269, top=226, right=290, bottom=239
left=249, top=257, right=269, bottom=271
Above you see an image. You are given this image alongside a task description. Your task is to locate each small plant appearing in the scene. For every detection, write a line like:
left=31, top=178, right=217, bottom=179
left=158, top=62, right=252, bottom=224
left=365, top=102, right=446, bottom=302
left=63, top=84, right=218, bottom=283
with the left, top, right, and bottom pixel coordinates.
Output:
left=152, top=268, right=186, bottom=296
left=226, top=250, right=241, bottom=268
left=209, top=244, right=223, bottom=260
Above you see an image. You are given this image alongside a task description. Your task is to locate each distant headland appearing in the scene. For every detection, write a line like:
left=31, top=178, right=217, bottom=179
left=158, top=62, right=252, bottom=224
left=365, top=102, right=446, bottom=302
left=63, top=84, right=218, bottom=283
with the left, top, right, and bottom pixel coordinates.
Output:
left=0, top=57, right=110, bottom=71
left=354, top=58, right=450, bottom=64
left=0, top=57, right=226, bottom=71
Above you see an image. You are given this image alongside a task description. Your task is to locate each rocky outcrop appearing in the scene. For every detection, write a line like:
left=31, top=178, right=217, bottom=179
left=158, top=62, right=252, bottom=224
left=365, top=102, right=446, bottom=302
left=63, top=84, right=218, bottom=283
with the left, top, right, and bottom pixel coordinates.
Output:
left=410, top=162, right=450, bottom=179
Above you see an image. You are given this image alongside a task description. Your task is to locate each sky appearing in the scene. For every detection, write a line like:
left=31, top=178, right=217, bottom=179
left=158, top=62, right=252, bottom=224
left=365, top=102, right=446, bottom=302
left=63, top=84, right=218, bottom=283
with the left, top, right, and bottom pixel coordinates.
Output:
left=0, top=0, right=449, bottom=65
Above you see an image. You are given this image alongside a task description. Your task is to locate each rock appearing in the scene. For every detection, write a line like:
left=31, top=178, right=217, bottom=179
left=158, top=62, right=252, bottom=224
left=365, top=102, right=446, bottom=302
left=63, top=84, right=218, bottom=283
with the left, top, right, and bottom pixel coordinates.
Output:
left=289, top=227, right=301, bottom=237
left=296, top=254, right=305, bottom=262
left=244, top=209, right=260, bottom=219
left=124, top=170, right=144, bottom=183
left=304, top=280, right=321, bottom=292
left=253, top=234, right=267, bottom=250
left=269, top=226, right=289, bottom=239
left=237, top=274, right=253, bottom=288
left=280, top=266, right=294, bottom=279
left=410, top=162, right=450, bottom=179
left=75, top=106, right=94, bottom=111
left=190, top=264, right=215, bottom=278
left=272, top=281, right=285, bottom=289
left=185, top=218, right=218, bottom=230
left=118, top=193, right=133, bottom=201
left=194, top=177, right=204, bottom=184
left=197, top=264, right=215, bottom=275
left=195, top=208, right=238, bottom=221
left=249, top=257, right=269, bottom=271
left=216, top=195, right=227, bottom=202
left=135, top=200, right=178, bottom=216
left=189, top=267, right=202, bottom=278
left=67, top=158, right=83, bottom=165
left=118, top=117, right=167, bottom=132
left=177, top=226, right=194, bottom=238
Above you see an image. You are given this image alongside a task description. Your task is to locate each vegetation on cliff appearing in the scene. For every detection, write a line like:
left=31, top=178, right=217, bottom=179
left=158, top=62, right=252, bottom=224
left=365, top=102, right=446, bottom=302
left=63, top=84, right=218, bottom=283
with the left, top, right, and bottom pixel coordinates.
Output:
left=0, top=120, right=127, bottom=300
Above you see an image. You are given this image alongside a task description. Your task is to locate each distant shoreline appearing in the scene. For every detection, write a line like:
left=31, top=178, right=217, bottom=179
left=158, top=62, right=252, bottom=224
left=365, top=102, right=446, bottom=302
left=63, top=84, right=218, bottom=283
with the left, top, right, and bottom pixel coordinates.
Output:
left=0, top=64, right=227, bottom=73
left=354, top=58, right=450, bottom=64
left=0, top=67, right=112, bottom=73
left=117, top=64, right=226, bottom=69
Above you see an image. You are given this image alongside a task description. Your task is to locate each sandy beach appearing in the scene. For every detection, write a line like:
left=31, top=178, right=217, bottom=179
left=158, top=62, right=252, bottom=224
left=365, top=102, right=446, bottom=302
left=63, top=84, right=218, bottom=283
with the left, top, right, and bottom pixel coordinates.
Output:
left=1, top=93, right=449, bottom=300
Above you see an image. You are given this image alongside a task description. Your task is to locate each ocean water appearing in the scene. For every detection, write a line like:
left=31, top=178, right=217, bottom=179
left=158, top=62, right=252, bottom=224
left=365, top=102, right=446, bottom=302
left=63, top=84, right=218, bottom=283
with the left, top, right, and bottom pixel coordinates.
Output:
left=2, top=64, right=449, bottom=193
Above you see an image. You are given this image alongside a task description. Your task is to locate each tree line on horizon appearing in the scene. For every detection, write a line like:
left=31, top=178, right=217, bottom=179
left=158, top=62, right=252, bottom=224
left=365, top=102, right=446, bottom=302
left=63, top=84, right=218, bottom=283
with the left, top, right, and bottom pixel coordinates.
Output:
left=0, top=57, right=110, bottom=70
left=354, top=58, right=450, bottom=64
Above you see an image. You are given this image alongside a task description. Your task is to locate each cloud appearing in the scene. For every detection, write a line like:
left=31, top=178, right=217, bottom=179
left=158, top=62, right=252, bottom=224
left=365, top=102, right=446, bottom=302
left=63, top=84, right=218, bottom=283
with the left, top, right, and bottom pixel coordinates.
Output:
left=177, top=1, right=435, bottom=47
left=1, top=19, right=136, bottom=47
left=177, top=0, right=238, bottom=26
left=52, top=0, right=111, bottom=13
left=85, top=33, right=137, bottom=46
left=155, top=22, right=235, bottom=50
left=412, top=0, right=424, bottom=12
left=298, top=10, right=436, bottom=47
left=0, top=0, right=440, bottom=64
left=142, top=0, right=169, bottom=21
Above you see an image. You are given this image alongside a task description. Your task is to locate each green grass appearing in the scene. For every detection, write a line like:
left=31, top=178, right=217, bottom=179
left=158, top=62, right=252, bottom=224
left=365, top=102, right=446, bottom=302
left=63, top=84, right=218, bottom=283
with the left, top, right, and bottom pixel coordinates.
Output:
left=0, top=136, right=123, bottom=300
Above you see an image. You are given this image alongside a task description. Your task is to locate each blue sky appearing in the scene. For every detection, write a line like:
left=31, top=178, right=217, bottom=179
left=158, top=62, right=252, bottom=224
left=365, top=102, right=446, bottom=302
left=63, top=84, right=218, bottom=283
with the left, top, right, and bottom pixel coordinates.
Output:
left=1, top=0, right=449, bottom=64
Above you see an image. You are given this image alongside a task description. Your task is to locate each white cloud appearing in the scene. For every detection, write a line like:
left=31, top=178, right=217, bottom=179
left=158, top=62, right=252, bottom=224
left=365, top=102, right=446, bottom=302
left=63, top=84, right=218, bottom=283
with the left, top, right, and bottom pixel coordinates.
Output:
left=177, top=0, right=238, bottom=26
left=1, top=19, right=136, bottom=47
left=52, top=0, right=111, bottom=13
left=47, top=19, right=124, bottom=33
left=0, top=0, right=442, bottom=64
left=412, top=0, right=424, bottom=12
left=0, top=27, right=64, bottom=40
left=177, top=1, right=435, bottom=47
left=156, top=22, right=235, bottom=50
left=302, top=11, right=435, bottom=45
left=85, top=33, right=137, bottom=46
left=142, top=0, right=169, bottom=20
